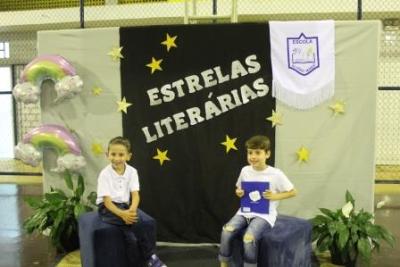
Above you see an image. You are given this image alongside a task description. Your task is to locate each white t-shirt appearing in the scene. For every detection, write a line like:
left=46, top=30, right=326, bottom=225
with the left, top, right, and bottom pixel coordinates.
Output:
left=235, top=165, right=294, bottom=227
left=96, top=164, right=140, bottom=205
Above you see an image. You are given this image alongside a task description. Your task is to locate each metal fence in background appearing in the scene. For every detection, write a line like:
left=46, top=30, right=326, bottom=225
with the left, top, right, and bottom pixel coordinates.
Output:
left=0, top=0, right=399, bottom=181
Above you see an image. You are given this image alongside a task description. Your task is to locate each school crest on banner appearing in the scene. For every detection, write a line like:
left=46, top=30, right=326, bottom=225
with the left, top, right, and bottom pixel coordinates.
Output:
left=287, top=33, right=320, bottom=76
left=120, top=23, right=274, bottom=242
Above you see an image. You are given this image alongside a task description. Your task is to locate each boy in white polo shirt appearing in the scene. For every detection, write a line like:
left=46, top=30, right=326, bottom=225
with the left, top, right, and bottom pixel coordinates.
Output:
left=96, top=136, right=166, bottom=267
left=218, top=135, right=297, bottom=267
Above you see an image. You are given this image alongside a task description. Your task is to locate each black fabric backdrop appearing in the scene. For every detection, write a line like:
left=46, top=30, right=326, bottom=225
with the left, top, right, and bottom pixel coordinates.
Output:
left=120, top=23, right=274, bottom=243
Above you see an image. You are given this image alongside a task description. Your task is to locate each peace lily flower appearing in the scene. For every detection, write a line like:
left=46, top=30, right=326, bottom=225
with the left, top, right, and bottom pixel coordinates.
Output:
left=42, top=227, right=51, bottom=236
left=341, top=201, right=354, bottom=218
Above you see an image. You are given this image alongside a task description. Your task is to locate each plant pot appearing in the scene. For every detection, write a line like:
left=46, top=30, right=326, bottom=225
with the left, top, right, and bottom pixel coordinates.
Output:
left=58, top=226, right=80, bottom=253
left=330, top=247, right=357, bottom=267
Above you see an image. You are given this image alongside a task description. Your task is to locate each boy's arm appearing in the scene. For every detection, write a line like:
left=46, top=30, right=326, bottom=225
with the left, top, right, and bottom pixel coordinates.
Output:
left=129, top=191, right=140, bottom=211
left=103, top=196, right=124, bottom=217
left=263, top=188, right=297, bottom=201
left=103, top=196, right=137, bottom=224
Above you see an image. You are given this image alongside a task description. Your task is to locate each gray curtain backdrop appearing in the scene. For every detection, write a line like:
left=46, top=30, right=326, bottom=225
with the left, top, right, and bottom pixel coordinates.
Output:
left=37, top=21, right=379, bottom=224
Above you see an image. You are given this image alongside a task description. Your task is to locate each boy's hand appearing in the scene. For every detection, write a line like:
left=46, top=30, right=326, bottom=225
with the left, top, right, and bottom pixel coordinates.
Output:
left=128, top=208, right=138, bottom=221
left=120, top=209, right=138, bottom=225
left=263, top=190, right=280, bottom=200
left=235, top=188, right=244, bottom=198
left=129, top=207, right=137, bottom=215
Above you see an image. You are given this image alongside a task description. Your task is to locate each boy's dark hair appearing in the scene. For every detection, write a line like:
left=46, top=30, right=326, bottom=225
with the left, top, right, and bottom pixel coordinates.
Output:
left=108, top=136, right=131, bottom=153
left=245, top=135, right=271, bottom=152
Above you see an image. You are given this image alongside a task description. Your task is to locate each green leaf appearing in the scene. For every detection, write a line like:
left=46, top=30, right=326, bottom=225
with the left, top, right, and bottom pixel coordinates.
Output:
left=375, top=225, right=396, bottom=247
left=50, top=212, right=66, bottom=249
left=328, top=221, right=338, bottom=236
left=64, top=171, right=74, bottom=190
left=345, top=190, right=355, bottom=206
left=75, top=174, right=84, bottom=198
left=44, top=193, right=60, bottom=204
left=354, top=210, right=373, bottom=224
left=365, top=224, right=382, bottom=239
left=319, top=208, right=337, bottom=219
left=84, top=205, right=94, bottom=212
left=24, top=196, right=43, bottom=209
left=337, top=224, right=350, bottom=250
left=372, top=240, right=380, bottom=252
left=74, top=203, right=86, bottom=219
left=44, top=191, right=67, bottom=204
left=54, top=189, right=67, bottom=198
left=350, top=226, right=360, bottom=243
left=357, top=237, right=372, bottom=262
left=23, top=212, right=48, bottom=233
left=312, top=226, right=327, bottom=241
left=316, top=233, right=332, bottom=252
left=87, top=191, right=97, bottom=206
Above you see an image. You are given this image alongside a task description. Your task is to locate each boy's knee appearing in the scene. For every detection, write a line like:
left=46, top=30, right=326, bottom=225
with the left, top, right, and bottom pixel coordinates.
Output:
left=243, top=233, right=254, bottom=243
left=223, top=224, right=235, bottom=232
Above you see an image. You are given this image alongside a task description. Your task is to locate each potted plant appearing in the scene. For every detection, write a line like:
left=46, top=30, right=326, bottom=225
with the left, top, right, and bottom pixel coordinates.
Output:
left=311, top=190, right=395, bottom=267
left=23, top=171, right=97, bottom=252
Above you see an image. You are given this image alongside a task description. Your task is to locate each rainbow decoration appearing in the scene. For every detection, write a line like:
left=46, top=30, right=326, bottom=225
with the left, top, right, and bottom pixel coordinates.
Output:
left=22, top=124, right=81, bottom=155
left=12, top=55, right=83, bottom=104
left=20, top=55, right=77, bottom=84
left=15, top=124, right=86, bottom=172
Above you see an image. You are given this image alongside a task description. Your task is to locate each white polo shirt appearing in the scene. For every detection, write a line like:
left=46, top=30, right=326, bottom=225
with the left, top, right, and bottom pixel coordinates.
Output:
left=96, top=164, right=140, bottom=205
left=235, top=165, right=294, bottom=227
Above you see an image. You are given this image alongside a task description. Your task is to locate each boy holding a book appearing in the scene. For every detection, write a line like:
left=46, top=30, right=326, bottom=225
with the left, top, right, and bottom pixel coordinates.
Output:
left=218, top=135, right=297, bottom=267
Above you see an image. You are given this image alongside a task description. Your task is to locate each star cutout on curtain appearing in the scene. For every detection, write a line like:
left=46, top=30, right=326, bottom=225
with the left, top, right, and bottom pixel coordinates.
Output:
left=329, top=100, right=345, bottom=115
left=153, top=148, right=170, bottom=166
left=92, top=86, right=103, bottom=96
left=107, top=47, right=124, bottom=61
left=146, top=57, right=163, bottom=74
left=161, top=33, right=178, bottom=52
left=296, top=146, right=310, bottom=163
left=266, top=110, right=283, bottom=127
left=116, top=97, right=132, bottom=114
left=91, top=142, right=104, bottom=156
left=221, top=135, right=238, bottom=153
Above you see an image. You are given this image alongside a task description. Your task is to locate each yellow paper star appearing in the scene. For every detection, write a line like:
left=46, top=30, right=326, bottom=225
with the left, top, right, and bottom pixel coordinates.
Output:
left=153, top=148, right=170, bottom=166
left=296, top=146, right=310, bottom=163
left=329, top=100, right=345, bottom=115
left=92, top=86, right=103, bottom=96
left=146, top=57, right=163, bottom=74
left=266, top=110, right=283, bottom=127
left=107, top=47, right=124, bottom=61
left=221, top=135, right=238, bottom=153
left=116, top=97, right=132, bottom=114
left=161, top=33, right=177, bottom=52
left=91, top=142, right=104, bottom=156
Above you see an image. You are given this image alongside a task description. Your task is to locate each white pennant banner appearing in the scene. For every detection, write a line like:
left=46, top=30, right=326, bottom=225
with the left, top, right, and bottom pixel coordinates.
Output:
left=270, top=20, right=335, bottom=109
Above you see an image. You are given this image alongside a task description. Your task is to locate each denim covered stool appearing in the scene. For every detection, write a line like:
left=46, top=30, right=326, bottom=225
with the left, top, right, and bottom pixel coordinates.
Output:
left=230, top=215, right=312, bottom=267
left=78, top=210, right=155, bottom=267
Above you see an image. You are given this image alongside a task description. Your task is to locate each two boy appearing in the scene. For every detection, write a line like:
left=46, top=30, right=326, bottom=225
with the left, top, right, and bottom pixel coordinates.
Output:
left=96, top=135, right=296, bottom=267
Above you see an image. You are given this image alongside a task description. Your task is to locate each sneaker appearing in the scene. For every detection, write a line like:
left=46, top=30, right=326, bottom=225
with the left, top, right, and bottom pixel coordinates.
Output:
left=147, top=254, right=167, bottom=267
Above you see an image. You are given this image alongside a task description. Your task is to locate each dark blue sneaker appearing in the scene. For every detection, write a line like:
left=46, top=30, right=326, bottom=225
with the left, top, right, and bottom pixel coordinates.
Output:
left=147, top=254, right=167, bottom=267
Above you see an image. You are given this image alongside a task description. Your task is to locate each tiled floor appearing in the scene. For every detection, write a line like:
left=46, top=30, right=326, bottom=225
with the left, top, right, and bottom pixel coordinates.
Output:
left=0, top=182, right=399, bottom=267
left=0, top=184, right=57, bottom=267
left=371, top=192, right=400, bottom=267
left=0, top=159, right=399, bottom=267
